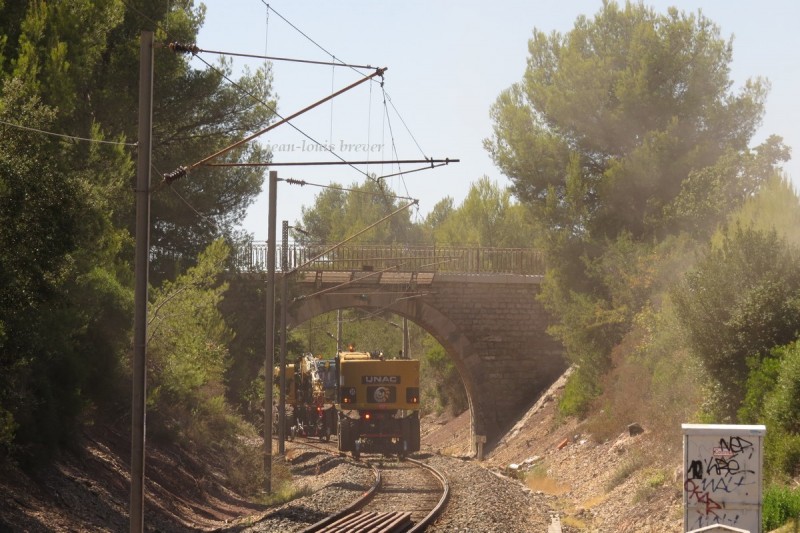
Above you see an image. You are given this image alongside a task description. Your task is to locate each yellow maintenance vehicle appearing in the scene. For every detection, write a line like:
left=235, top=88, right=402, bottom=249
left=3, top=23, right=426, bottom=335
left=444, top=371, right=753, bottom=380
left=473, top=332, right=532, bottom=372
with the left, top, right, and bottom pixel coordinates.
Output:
left=335, top=349, right=421, bottom=460
left=274, top=353, right=337, bottom=441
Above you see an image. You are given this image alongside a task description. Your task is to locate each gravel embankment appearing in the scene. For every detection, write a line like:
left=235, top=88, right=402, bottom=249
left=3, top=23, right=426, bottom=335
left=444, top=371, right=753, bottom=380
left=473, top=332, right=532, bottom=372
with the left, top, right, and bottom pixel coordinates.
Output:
left=424, top=453, right=555, bottom=532
left=228, top=447, right=374, bottom=533
left=226, top=443, right=557, bottom=532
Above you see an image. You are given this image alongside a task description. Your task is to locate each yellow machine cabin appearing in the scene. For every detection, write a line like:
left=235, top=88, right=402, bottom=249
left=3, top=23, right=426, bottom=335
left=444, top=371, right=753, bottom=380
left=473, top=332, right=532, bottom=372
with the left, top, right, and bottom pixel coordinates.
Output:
left=337, top=351, right=420, bottom=411
left=335, top=350, right=421, bottom=459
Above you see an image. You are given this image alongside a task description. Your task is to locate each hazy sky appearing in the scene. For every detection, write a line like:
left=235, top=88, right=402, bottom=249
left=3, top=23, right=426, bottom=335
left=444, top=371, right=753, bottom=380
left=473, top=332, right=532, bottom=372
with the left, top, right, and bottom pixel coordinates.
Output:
left=193, top=1, right=800, bottom=240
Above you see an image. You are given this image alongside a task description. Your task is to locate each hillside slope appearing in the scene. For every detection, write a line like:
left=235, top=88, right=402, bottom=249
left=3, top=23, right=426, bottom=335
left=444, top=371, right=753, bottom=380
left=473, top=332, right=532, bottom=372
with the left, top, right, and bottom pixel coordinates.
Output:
left=0, top=422, right=267, bottom=532
left=422, top=369, right=686, bottom=532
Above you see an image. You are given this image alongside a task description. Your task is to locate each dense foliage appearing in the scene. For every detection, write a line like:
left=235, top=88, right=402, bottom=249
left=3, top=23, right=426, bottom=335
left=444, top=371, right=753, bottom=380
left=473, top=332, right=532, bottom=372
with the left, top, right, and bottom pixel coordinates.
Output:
left=424, top=176, right=536, bottom=247
left=299, top=178, right=420, bottom=244
left=673, top=225, right=800, bottom=418
left=147, top=240, right=232, bottom=412
left=486, top=2, right=778, bottom=242
left=0, top=0, right=273, bottom=464
left=0, top=76, right=133, bottom=459
left=485, top=0, right=789, bottom=414
left=763, top=483, right=800, bottom=531
left=478, top=4, right=800, bottom=523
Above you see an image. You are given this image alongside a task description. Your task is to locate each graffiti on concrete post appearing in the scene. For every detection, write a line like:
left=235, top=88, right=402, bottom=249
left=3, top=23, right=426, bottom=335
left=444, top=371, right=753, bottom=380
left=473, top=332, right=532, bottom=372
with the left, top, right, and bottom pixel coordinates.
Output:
left=682, top=424, right=765, bottom=533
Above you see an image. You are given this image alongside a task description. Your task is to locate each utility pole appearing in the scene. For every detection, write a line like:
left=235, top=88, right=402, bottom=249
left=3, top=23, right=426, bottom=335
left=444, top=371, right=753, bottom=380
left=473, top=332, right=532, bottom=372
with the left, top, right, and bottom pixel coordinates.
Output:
left=402, top=317, right=409, bottom=359
left=263, top=171, right=278, bottom=492
left=337, top=309, right=342, bottom=353
left=131, top=30, right=153, bottom=533
left=278, top=220, right=289, bottom=454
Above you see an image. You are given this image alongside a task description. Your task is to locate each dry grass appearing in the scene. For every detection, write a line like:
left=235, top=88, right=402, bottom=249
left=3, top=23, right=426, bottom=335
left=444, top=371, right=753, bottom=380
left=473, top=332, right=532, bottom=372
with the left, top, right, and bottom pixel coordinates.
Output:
left=525, top=465, right=571, bottom=496
left=581, top=493, right=608, bottom=509
left=561, top=515, right=589, bottom=529
left=604, top=452, right=647, bottom=491
left=526, top=475, right=571, bottom=495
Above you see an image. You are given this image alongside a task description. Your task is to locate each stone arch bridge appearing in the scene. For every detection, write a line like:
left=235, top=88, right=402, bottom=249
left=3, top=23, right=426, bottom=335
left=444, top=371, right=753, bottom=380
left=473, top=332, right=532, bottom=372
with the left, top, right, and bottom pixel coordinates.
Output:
left=236, top=243, right=566, bottom=447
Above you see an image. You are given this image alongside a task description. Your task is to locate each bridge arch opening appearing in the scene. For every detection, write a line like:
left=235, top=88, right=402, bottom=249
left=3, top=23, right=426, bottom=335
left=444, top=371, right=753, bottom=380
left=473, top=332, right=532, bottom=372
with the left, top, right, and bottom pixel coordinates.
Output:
left=287, top=291, right=482, bottom=448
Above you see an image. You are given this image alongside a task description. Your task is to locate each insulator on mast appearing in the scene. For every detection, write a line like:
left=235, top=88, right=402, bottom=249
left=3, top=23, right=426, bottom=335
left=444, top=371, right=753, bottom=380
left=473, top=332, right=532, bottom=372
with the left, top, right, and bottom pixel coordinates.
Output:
left=163, top=166, right=188, bottom=184
left=168, top=42, right=200, bottom=55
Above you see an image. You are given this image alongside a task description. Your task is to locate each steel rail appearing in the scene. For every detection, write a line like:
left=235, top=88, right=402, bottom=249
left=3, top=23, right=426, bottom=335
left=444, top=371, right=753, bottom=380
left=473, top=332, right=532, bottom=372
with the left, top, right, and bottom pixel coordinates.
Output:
left=299, top=452, right=449, bottom=533
left=405, top=457, right=450, bottom=533
left=297, top=450, right=381, bottom=533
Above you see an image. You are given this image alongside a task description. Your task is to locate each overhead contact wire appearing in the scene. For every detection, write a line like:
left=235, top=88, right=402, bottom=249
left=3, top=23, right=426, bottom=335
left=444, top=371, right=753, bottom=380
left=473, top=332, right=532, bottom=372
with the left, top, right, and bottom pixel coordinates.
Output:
left=265, top=2, right=428, bottom=158
left=188, top=64, right=384, bottom=169
left=279, top=178, right=416, bottom=202
left=261, top=3, right=342, bottom=66
left=187, top=46, right=374, bottom=69
left=0, top=119, right=137, bottom=146
left=121, top=2, right=381, bottom=189
left=158, top=58, right=386, bottom=188
left=259, top=1, right=443, bottom=207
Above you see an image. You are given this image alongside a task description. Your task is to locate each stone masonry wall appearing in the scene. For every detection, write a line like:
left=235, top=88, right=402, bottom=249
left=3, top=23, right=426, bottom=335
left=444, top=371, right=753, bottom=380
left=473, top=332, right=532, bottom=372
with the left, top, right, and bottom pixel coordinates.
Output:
left=286, top=273, right=566, bottom=445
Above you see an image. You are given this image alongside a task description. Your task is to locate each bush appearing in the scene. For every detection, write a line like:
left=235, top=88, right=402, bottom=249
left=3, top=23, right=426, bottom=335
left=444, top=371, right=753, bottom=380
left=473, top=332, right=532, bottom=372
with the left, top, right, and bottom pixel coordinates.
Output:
left=672, top=225, right=800, bottom=419
left=750, top=341, right=800, bottom=482
left=764, top=429, right=800, bottom=484
left=149, top=392, right=266, bottom=496
left=420, top=341, right=467, bottom=415
left=763, top=484, right=800, bottom=531
left=604, top=452, right=647, bottom=491
left=765, top=341, right=800, bottom=434
left=558, top=367, right=598, bottom=418
left=0, top=407, right=16, bottom=457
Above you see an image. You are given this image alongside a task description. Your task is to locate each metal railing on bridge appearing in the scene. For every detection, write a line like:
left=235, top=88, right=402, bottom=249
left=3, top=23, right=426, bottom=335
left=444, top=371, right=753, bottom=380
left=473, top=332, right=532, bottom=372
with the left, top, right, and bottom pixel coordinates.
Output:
left=234, top=242, right=545, bottom=276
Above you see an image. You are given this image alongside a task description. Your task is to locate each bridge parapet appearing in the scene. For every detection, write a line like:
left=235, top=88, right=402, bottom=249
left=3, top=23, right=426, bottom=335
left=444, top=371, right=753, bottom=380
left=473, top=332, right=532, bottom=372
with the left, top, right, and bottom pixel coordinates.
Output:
left=235, top=242, right=545, bottom=276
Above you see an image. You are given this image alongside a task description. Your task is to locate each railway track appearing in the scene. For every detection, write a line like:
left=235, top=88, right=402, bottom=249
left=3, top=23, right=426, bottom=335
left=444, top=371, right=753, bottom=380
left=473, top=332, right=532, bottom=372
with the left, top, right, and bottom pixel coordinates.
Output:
left=295, top=439, right=449, bottom=533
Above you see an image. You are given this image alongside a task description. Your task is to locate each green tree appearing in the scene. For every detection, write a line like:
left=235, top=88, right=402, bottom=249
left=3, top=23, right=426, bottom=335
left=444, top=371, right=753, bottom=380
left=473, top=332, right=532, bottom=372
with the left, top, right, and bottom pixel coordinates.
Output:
left=300, top=186, right=347, bottom=243
left=669, top=137, right=790, bottom=237
left=98, top=3, right=276, bottom=281
left=299, top=179, right=419, bottom=244
left=486, top=2, right=780, bottom=243
left=484, top=2, right=787, bottom=413
left=0, top=1, right=277, bottom=282
left=762, top=341, right=800, bottom=481
left=672, top=225, right=800, bottom=419
left=0, top=78, right=132, bottom=459
left=422, top=197, right=454, bottom=240
left=420, top=339, right=467, bottom=415
left=723, top=174, right=800, bottom=248
left=145, top=239, right=267, bottom=491
left=0, top=0, right=275, bottom=459
left=147, top=239, right=232, bottom=415
left=428, top=177, right=536, bottom=247
left=2, top=0, right=124, bottom=120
